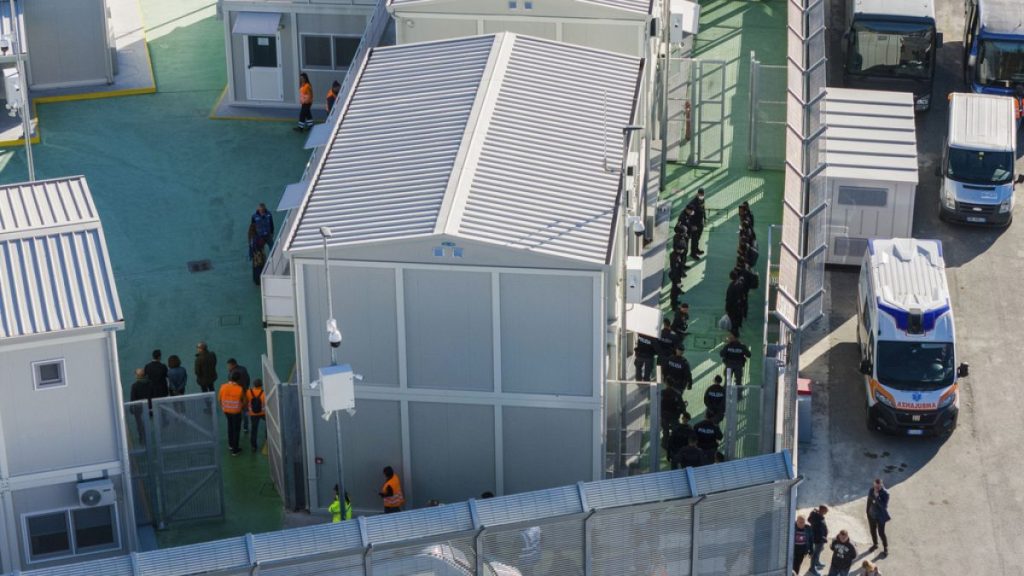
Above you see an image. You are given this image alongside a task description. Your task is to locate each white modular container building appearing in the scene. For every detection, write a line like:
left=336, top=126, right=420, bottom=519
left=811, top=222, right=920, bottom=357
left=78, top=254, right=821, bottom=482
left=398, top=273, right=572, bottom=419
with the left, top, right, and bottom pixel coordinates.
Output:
left=824, top=88, right=919, bottom=266
left=277, top=33, right=645, bottom=513
left=0, top=177, right=135, bottom=572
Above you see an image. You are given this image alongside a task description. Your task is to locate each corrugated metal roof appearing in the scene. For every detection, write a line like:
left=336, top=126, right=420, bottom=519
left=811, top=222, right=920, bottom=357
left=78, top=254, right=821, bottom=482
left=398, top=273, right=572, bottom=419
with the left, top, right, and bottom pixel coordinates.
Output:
left=0, top=177, right=123, bottom=340
left=287, top=36, right=494, bottom=252
left=868, top=238, right=948, bottom=312
left=9, top=452, right=792, bottom=576
left=453, top=36, right=639, bottom=263
left=388, top=0, right=653, bottom=15
left=948, top=92, right=1015, bottom=152
left=853, top=0, right=933, bottom=20
left=824, top=88, right=918, bottom=184
left=980, top=0, right=1024, bottom=35
left=287, top=33, right=642, bottom=265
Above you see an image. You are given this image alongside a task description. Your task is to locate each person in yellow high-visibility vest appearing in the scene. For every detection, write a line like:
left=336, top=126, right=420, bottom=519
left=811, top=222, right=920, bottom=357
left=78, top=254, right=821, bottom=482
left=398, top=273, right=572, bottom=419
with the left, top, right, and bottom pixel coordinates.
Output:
left=329, top=484, right=352, bottom=522
left=378, top=466, right=405, bottom=514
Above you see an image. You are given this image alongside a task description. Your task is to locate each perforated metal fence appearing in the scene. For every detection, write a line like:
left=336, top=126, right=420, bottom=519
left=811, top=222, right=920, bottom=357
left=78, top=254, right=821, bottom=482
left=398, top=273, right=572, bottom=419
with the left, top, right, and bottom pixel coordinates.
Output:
left=12, top=453, right=797, bottom=576
left=747, top=53, right=787, bottom=171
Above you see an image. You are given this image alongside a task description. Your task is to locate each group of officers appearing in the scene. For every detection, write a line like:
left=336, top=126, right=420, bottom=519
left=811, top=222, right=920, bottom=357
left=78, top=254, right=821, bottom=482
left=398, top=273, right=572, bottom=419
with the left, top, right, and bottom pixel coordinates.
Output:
left=724, top=202, right=759, bottom=336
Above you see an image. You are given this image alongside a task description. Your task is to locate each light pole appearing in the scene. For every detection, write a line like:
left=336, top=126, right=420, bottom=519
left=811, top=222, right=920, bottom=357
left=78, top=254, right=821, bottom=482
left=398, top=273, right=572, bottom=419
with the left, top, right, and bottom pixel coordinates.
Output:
left=319, top=226, right=346, bottom=510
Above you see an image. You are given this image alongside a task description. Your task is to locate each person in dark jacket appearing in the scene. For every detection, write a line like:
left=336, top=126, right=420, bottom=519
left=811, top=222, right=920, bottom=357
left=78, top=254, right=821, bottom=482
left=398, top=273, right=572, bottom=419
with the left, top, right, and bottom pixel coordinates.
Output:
left=167, top=355, right=187, bottom=396
left=671, top=303, right=690, bottom=342
left=738, top=201, right=754, bottom=230
left=663, top=347, right=693, bottom=391
left=144, top=349, right=169, bottom=398
left=657, top=319, right=681, bottom=362
left=704, top=375, right=726, bottom=422
left=671, top=435, right=705, bottom=469
left=660, top=385, right=686, bottom=452
left=686, top=189, right=706, bottom=258
left=129, top=368, right=153, bottom=443
left=634, top=332, right=657, bottom=382
left=867, top=478, right=891, bottom=556
left=693, top=418, right=723, bottom=461
left=808, top=505, right=829, bottom=574
left=251, top=203, right=274, bottom=248
left=793, top=515, right=813, bottom=574
left=194, top=342, right=218, bottom=393
left=828, top=530, right=857, bottom=576
left=720, top=333, right=752, bottom=391
left=725, top=271, right=746, bottom=336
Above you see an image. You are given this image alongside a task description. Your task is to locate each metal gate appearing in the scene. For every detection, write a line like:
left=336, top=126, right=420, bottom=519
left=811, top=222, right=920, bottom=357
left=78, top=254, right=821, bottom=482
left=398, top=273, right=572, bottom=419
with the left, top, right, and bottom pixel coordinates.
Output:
left=666, top=56, right=727, bottom=166
left=125, top=393, right=224, bottom=529
left=262, top=354, right=304, bottom=511
left=747, top=51, right=788, bottom=170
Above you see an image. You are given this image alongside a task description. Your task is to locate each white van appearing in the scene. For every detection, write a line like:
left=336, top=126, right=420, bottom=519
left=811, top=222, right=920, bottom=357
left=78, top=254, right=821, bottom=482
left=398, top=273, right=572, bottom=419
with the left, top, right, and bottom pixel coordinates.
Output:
left=939, top=93, right=1021, bottom=226
left=857, top=238, right=968, bottom=436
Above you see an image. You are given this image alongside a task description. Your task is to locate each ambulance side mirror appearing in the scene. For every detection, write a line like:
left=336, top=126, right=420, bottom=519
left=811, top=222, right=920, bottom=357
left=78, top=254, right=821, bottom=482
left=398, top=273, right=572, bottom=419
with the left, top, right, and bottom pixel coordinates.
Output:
left=957, top=363, right=969, bottom=378
left=859, top=359, right=872, bottom=375
left=1014, top=174, right=1024, bottom=184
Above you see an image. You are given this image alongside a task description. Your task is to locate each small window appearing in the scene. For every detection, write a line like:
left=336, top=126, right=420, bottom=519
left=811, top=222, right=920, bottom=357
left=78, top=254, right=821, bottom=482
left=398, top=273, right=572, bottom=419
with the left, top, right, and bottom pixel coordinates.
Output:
left=247, top=35, right=278, bottom=68
left=333, top=37, right=360, bottom=69
left=508, top=0, right=518, bottom=8
left=302, top=35, right=332, bottom=69
left=525, top=0, right=534, bottom=8
left=33, top=359, right=66, bottom=389
left=837, top=186, right=888, bottom=207
left=72, top=507, right=116, bottom=552
left=27, top=513, right=71, bottom=560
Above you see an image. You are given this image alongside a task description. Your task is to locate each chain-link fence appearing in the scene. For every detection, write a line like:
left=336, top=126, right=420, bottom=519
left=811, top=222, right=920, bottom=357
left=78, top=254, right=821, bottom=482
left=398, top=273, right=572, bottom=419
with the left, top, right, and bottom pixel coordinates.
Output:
left=13, top=453, right=797, bottom=576
left=747, top=52, right=787, bottom=171
left=125, top=393, right=223, bottom=529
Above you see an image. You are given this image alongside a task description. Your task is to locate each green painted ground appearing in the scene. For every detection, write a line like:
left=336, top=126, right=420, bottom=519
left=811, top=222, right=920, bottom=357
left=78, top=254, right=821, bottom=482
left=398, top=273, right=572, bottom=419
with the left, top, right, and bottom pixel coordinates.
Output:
left=662, top=0, right=787, bottom=458
left=0, top=0, right=308, bottom=547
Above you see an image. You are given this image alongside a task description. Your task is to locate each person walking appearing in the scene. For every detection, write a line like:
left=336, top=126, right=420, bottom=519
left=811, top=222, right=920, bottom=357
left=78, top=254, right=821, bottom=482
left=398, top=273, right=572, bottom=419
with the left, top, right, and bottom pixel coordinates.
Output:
left=827, top=530, right=857, bottom=576
left=793, top=515, right=813, bottom=575
left=703, top=375, right=726, bottom=423
left=720, top=333, right=752, bottom=397
left=725, top=271, right=746, bottom=336
left=218, top=373, right=245, bottom=456
left=663, top=346, right=693, bottom=391
left=861, top=560, right=882, bottom=576
left=660, top=384, right=686, bottom=453
left=129, top=368, right=153, bottom=443
left=866, top=478, right=891, bottom=556
left=326, top=80, right=341, bottom=114
left=634, top=332, right=657, bottom=382
left=671, top=435, right=705, bottom=469
left=693, top=417, right=723, bottom=462
left=295, top=73, right=314, bottom=131
left=249, top=226, right=267, bottom=286
left=686, top=189, right=706, bottom=258
left=247, top=379, right=266, bottom=453
left=251, top=203, right=274, bottom=248
left=227, top=359, right=251, bottom=434
left=167, top=355, right=187, bottom=396
left=329, top=484, right=352, bottom=522
left=144, top=349, right=169, bottom=399
left=379, top=466, right=405, bottom=513
left=808, top=505, right=829, bottom=575
left=194, top=342, right=218, bottom=393
left=671, top=303, right=690, bottom=342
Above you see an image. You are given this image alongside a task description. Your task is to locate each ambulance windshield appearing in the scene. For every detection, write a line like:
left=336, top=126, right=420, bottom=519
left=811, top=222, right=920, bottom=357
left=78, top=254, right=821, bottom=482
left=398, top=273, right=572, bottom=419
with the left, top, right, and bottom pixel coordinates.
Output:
left=876, top=341, right=955, bottom=391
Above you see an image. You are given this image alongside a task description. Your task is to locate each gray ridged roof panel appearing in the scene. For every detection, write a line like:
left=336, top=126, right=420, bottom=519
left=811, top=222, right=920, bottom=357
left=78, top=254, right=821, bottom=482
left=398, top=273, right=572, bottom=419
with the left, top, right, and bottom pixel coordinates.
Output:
left=583, top=469, right=693, bottom=509
left=134, top=537, right=250, bottom=575
left=477, top=484, right=583, bottom=526
left=454, top=36, right=641, bottom=264
left=692, top=452, right=794, bottom=495
left=253, top=520, right=363, bottom=564
left=287, top=37, right=494, bottom=252
left=0, top=180, right=123, bottom=339
left=0, top=176, right=97, bottom=235
left=367, top=500, right=474, bottom=544
left=388, top=0, right=653, bottom=14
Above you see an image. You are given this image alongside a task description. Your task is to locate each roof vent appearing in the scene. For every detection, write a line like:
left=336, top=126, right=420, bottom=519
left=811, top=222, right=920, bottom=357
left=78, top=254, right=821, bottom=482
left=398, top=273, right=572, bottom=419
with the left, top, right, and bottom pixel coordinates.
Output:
left=891, top=239, right=913, bottom=262
left=907, top=307, right=924, bottom=334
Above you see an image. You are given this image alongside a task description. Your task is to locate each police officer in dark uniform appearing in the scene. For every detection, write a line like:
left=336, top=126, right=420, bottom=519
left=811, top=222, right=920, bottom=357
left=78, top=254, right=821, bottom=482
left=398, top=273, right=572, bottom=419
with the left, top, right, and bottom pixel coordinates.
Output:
left=686, top=189, right=706, bottom=258
left=671, top=303, right=689, bottom=342
left=663, top=347, right=693, bottom=391
left=660, top=384, right=686, bottom=451
left=657, top=319, right=680, bottom=364
left=634, top=332, right=657, bottom=382
left=694, top=417, right=724, bottom=462
left=725, top=270, right=746, bottom=336
left=671, top=435, right=706, bottom=469
left=720, top=334, right=752, bottom=399
left=669, top=251, right=686, bottom=309
left=704, top=375, right=726, bottom=423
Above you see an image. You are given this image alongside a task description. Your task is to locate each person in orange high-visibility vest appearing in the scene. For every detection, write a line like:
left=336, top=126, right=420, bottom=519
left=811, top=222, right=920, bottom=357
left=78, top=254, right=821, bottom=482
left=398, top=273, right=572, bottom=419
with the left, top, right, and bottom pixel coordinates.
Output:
left=295, top=73, right=314, bottom=131
left=246, top=379, right=266, bottom=453
left=218, top=373, right=245, bottom=456
left=326, top=80, right=341, bottom=114
left=378, top=466, right=405, bottom=513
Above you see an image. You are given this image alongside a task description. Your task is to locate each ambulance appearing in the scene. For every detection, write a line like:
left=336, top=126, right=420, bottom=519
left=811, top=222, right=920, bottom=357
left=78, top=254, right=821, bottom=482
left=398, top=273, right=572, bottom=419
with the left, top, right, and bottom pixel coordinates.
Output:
left=857, top=238, right=968, bottom=435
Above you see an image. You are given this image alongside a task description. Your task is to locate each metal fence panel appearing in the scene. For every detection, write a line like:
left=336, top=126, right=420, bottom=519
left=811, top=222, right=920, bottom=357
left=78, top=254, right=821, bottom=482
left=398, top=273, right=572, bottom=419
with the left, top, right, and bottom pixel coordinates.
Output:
left=695, top=483, right=791, bottom=576
left=749, top=55, right=787, bottom=171
left=591, top=501, right=694, bottom=576
left=482, top=517, right=584, bottom=576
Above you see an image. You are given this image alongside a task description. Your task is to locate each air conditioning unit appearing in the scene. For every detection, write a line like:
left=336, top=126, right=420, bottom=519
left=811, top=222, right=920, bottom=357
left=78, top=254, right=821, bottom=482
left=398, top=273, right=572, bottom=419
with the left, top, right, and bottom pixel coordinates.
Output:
left=77, top=479, right=115, bottom=507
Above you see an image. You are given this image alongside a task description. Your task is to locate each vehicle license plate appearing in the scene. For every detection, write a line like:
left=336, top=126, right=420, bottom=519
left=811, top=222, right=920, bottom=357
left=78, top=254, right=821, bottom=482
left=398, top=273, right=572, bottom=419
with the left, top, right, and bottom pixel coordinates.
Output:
left=966, top=216, right=986, bottom=223
left=907, top=429, right=924, bottom=436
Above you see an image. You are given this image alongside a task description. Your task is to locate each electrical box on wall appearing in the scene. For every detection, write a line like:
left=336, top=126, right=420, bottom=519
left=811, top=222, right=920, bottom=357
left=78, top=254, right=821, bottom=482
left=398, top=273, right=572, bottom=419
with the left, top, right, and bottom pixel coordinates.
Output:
left=670, top=0, right=701, bottom=44
left=626, top=256, right=644, bottom=304
left=320, top=364, right=355, bottom=417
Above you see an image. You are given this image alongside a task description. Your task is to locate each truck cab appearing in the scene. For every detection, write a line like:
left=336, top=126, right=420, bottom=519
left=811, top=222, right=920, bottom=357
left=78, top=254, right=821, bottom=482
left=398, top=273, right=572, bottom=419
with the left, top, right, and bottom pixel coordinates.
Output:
left=939, top=93, right=1021, bottom=226
left=844, top=0, right=938, bottom=111
left=857, top=239, right=967, bottom=436
left=963, top=0, right=1024, bottom=96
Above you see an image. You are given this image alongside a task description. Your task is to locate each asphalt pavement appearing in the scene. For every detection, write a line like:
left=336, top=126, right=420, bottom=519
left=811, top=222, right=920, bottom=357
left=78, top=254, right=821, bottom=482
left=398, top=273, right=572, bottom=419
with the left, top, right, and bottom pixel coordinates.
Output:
left=797, top=0, right=1024, bottom=574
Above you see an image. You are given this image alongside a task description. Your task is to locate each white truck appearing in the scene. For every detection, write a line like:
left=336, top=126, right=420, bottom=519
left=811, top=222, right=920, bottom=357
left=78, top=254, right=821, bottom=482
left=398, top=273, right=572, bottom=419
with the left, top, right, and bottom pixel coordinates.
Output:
left=939, top=93, right=1021, bottom=226
left=857, top=239, right=968, bottom=436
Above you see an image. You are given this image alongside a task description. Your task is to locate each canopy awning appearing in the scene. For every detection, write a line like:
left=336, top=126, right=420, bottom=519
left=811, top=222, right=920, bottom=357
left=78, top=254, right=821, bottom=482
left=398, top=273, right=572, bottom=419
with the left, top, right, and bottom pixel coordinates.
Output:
left=232, top=12, right=281, bottom=36
left=304, top=123, right=332, bottom=149
left=277, top=182, right=308, bottom=212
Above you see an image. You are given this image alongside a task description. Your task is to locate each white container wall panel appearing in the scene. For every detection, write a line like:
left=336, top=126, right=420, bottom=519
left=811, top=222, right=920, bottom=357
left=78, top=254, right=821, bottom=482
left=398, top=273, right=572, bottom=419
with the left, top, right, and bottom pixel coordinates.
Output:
left=408, top=402, right=496, bottom=508
left=313, top=396, right=402, bottom=512
left=303, top=263, right=399, bottom=387
left=295, top=12, right=369, bottom=107
left=481, top=19, right=557, bottom=39
left=229, top=11, right=297, bottom=104
left=24, top=0, right=110, bottom=89
left=502, top=406, right=593, bottom=493
left=0, top=338, right=120, bottom=476
left=396, top=17, right=478, bottom=45
left=561, top=21, right=643, bottom=57
left=499, top=273, right=594, bottom=396
left=403, top=269, right=493, bottom=392
left=390, top=0, right=651, bottom=18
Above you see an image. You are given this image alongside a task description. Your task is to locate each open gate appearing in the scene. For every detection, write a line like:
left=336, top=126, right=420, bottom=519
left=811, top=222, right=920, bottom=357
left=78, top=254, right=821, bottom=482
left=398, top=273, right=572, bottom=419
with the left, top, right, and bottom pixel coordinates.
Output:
left=125, top=393, right=224, bottom=529
left=262, top=354, right=304, bottom=511
left=665, top=56, right=727, bottom=166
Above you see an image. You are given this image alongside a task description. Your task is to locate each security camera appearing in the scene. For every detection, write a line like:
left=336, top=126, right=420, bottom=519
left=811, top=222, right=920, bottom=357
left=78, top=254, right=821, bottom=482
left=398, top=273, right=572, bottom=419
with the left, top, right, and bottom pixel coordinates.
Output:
left=327, top=318, right=342, bottom=348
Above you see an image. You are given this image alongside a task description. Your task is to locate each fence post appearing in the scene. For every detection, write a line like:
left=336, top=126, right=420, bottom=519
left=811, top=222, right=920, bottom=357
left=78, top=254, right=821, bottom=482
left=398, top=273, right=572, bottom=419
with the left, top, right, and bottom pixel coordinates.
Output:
left=148, top=403, right=166, bottom=530
left=748, top=51, right=760, bottom=171
left=649, top=381, right=661, bottom=473
left=724, top=368, right=738, bottom=460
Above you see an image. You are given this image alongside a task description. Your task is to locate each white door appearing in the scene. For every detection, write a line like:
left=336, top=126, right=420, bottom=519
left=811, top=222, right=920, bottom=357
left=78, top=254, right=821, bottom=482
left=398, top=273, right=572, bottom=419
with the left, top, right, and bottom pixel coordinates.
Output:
left=244, top=34, right=283, bottom=102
